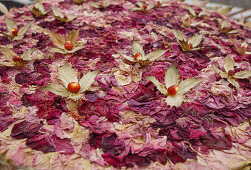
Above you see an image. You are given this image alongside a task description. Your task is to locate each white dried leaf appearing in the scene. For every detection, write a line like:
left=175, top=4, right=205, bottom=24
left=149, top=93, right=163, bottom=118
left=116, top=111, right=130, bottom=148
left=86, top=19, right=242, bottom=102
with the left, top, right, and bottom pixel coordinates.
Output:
left=179, top=78, right=201, bottom=94
left=165, top=94, right=184, bottom=107
left=224, top=57, right=234, bottom=73
left=145, top=49, right=167, bottom=62
left=132, top=40, right=145, bottom=56
left=164, top=63, right=180, bottom=88
left=234, top=70, right=251, bottom=79
left=78, top=70, right=98, bottom=93
left=58, top=62, right=78, bottom=88
left=146, top=76, right=167, bottom=95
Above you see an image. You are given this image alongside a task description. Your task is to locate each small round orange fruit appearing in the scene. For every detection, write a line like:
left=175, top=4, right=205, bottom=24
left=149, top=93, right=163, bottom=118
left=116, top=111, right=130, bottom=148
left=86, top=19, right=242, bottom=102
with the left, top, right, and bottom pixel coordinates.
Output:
left=64, top=41, right=73, bottom=50
left=142, top=4, right=147, bottom=11
left=68, top=82, right=80, bottom=93
left=189, top=43, right=193, bottom=49
left=228, top=70, right=235, bottom=77
left=11, top=28, right=18, bottom=36
left=133, top=53, right=143, bottom=61
left=12, top=56, right=22, bottom=63
left=167, top=85, right=178, bottom=96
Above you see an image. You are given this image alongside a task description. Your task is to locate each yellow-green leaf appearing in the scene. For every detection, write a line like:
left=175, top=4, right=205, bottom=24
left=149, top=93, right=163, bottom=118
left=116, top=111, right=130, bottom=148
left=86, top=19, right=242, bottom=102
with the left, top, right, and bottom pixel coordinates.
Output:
left=5, top=18, right=17, bottom=33
left=165, top=94, right=184, bottom=107
left=78, top=70, right=98, bottom=93
left=18, top=21, right=33, bottom=36
left=145, top=49, right=167, bottom=62
left=132, top=40, right=145, bottom=56
left=234, top=70, right=251, bottom=79
left=41, top=84, right=69, bottom=97
left=179, top=78, right=202, bottom=94
left=164, top=63, right=180, bottom=88
left=188, top=34, right=203, bottom=48
left=146, top=76, right=167, bottom=95
left=21, top=48, right=36, bottom=60
left=0, top=2, right=8, bottom=14
left=224, top=56, right=234, bottom=73
left=58, top=62, right=78, bottom=88
left=66, top=29, right=79, bottom=45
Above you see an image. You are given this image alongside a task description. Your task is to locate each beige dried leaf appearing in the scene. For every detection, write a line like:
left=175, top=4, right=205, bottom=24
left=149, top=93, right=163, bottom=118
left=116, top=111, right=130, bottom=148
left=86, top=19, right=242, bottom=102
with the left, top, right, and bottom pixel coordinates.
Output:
left=0, top=62, right=15, bottom=67
left=188, top=34, right=203, bottom=48
left=227, top=78, right=240, bottom=90
left=146, top=76, right=167, bottom=95
left=121, top=54, right=135, bottom=62
left=179, top=78, right=201, bottom=94
left=212, top=65, right=227, bottom=79
left=223, top=57, right=234, bottom=73
left=145, top=49, right=167, bottom=62
left=73, top=0, right=86, bottom=4
left=52, top=7, right=64, bottom=18
left=165, top=94, right=184, bottom=107
left=47, top=31, right=65, bottom=49
left=173, top=30, right=185, bottom=41
left=217, top=7, right=232, bottom=15
left=132, top=40, right=145, bottom=56
left=18, top=21, right=33, bottom=36
left=5, top=18, right=17, bottom=33
left=58, top=62, right=78, bottom=88
left=66, top=29, right=80, bottom=45
left=41, top=84, right=70, bottom=97
left=0, top=47, right=17, bottom=62
left=234, top=70, right=251, bottom=79
left=187, top=7, right=196, bottom=16
left=21, top=48, right=36, bottom=60
left=165, top=63, right=180, bottom=88
left=78, top=70, right=99, bottom=93
left=0, top=2, right=8, bottom=14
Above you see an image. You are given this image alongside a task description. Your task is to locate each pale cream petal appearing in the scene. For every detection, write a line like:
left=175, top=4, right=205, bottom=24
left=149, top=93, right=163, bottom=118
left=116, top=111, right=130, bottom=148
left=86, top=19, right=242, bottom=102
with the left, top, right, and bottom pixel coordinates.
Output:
left=5, top=18, right=17, bottom=33
left=52, top=7, right=64, bottom=18
left=179, top=78, right=202, bottom=94
left=132, top=40, right=145, bottom=56
left=172, top=29, right=186, bottom=41
left=115, top=74, right=132, bottom=86
left=66, top=29, right=79, bottom=45
left=21, top=48, right=36, bottom=60
left=41, top=84, right=70, bottom=97
left=18, top=21, right=33, bottom=36
left=121, top=54, right=135, bottom=62
left=145, top=49, right=167, bottom=62
left=188, top=34, right=203, bottom=48
left=146, top=76, right=167, bottom=95
left=234, top=70, right=251, bottom=79
left=165, top=94, right=184, bottom=108
left=212, top=65, right=228, bottom=79
left=78, top=70, right=98, bottom=93
left=58, top=62, right=78, bottom=88
left=227, top=78, right=240, bottom=90
left=164, top=63, right=180, bottom=88
left=224, top=57, right=235, bottom=73
left=0, top=47, right=17, bottom=62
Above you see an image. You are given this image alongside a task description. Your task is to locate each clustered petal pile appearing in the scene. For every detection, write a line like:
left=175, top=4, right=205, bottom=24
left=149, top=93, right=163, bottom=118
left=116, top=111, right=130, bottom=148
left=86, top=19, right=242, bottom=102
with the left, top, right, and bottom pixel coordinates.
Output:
left=0, top=0, right=250, bottom=169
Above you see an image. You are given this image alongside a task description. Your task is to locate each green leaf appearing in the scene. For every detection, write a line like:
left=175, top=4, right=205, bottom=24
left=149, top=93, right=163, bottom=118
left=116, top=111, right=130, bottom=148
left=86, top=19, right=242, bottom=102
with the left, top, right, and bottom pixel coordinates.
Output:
left=234, top=70, right=251, bottom=79
left=146, top=76, right=167, bottom=95
left=227, top=78, right=240, bottom=90
left=78, top=70, right=98, bottom=93
left=21, top=48, right=36, bottom=60
left=164, top=63, right=180, bottom=88
left=165, top=94, right=184, bottom=107
left=58, top=62, right=78, bottom=88
left=173, top=30, right=185, bottom=41
left=5, top=18, right=17, bottom=33
left=41, top=84, right=70, bottom=97
left=212, top=65, right=227, bottom=79
left=144, top=49, right=167, bottom=62
left=188, top=34, right=203, bottom=48
left=66, top=29, right=79, bottom=45
left=224, top=57, right=234, bottom=73
left=179, top=78, right=202, bottom=94
left=121, top=54, right=135, bottom=62
left=132, top=40, right=145, bottom=56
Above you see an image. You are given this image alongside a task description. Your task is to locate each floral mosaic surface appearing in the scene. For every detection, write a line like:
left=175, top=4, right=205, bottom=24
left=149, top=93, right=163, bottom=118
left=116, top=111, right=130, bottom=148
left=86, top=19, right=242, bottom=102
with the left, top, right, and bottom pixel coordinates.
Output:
left=0, top=0, right=250, bottom=169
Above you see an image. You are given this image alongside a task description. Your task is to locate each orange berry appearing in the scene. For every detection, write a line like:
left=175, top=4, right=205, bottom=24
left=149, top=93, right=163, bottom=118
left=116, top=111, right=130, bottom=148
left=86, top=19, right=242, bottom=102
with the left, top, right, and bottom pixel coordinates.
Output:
left=189, top=43, right=193, bottom=49
left=142, top=4, right=147, bottom=10
left=156, top=1, right=162, bottom=7
left=11, top=28, right=18, bottom=36
left=12, top=56, right=22, bottom=63
left=167, top=85, right=178, bottom=96
left=133, top=53, right=143, bottom=60
left=64, top=41, right=73, bottom=50
left=228, top=70, right=235, bottom=77
left=68, top=82, right=80, bottom=93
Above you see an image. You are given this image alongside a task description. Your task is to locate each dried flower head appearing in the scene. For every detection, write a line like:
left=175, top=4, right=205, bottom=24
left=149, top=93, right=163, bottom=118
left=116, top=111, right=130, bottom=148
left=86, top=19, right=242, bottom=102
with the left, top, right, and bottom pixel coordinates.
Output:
left=91, top=1, right=111, bottom=9
left=52, top=7, right=76, bottom=22
left=218, top=20, right=238, bottom=35
left=131, top=2, right=154, bottom=13
left=41, top=62, right=98, bottom=101
left=0, top=47, right=36, bottom=68
left=212, top=57, right=251, bottom=90
left=120, top=40, right=167, bottom=66
left=146, top=63, right=201, bottom=107
left=73, top=0, right=86, bottom=4
left=44, top=29, right=84, bottom=54
left=232, top=41, right=251, bottom=55
left=187, top=6, right=206, bottom=17
left=173, top=30, right=204, bottom=51
left=0, top=18, right=33, bottom=40
left=31, top=2, right=50, bottom=17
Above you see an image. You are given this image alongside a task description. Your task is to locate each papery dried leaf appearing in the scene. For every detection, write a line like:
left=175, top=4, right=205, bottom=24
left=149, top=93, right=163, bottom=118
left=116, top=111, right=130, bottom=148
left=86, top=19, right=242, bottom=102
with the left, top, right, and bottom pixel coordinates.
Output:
left=220, top=20, right=231, bottom=29
left=72, top=123, right=89, bottom=144
left=0, top=31, right=9, bottom=36
left=234, top=70, right=251, bottom=79
left=178, top=78, right=201, bottom=94
left=165, top=94, right=184, bottom=107
left=146, top=76, right=167, bottom=95
left=224, top=57, right=234, bottom=73
left=52, top=7, right=64, bottom=18
left=13, top=35, right=24, bottom=40
left=173, top=29, right=185, bottom=41
left=212, top=65, right=227, bottom=79
left=51, top=47, right=65, bottom=54
left=41, top=84, right=70, bottom=97
left=68, top=93, right=83, bottom=101
left=136, top=1, right=143, bottom=7
left=0, top=2, right=8, bottom=14
left=78, top=70, right=98, bottom=93
left=66, top=29, right=79, bottom=45
left=188, top=34, right=203, bottom=48
left=121, top=54, right=135, bottom=62
left=193, top=0, right=209, bottom=8
left=217, top=7, right=232, bottom=15
left=66, top=100, right=78, bottom=112
left=58, top=62, right=78, bottom=88
left=47, top=31, right=65, bottom=49
left=165, top=63, right=180, bottom=88
left=187, top=7, right=196, bottom=16
left=243, top=21, right=251, bottom=28
left=68, top=45, right=84, bottom=53
left=145, top=49, right=167, bottom=62
left=35, top=2, right=45, bottom=13
left=180, top=40, right=191, bottom=51
left=21, top=48, right=36, bottom=61
left=132, top=40, right=145, bottom=56
left=190, top=20, right=204, bottom=27
left=5, top=18, right=17, bottom=33
left=0, top=62, right=15, bottom=67
left=227, top=78, right=240, bottom=90
left=0, top=47, right=17, bottom=62
left=182, top=13, right=191, bottom=27
left=198, top=11, right=206, bottom=17
left=91, top=2, right=101, bottom=8
left=67, top=15, right=77, bottom=22
left=245, top=51, right=251, bottom=55
left=18, top=21, right=33, bottom=36
left=73, top=0, right=86, bottom=4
